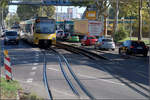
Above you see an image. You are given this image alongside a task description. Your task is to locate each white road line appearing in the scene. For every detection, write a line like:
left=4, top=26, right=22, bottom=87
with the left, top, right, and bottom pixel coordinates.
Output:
left=26, top=78, right=33, bottom=83
left=53, top=89, right=75, bottom=96
left=32, top=67, right=37, bottom=70
left=47, top=68, right=59, bottom=72
left=33, top=63, right=39, bottom=65
left=32, top=48, right=39, bottom=51
left=30, top=72, right=36, bottom=76
left=78, top=74, right=125, bottom=86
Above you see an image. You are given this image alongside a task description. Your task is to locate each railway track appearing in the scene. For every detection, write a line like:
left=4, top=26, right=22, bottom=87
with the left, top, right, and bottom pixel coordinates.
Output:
left=41, top=47, right=95, bottom=100
left=55, top=42, right=110, bottom=61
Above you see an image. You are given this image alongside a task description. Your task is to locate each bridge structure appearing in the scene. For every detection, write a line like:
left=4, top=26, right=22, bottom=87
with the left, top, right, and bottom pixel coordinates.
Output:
left=8, top=0, right=92, bottom=6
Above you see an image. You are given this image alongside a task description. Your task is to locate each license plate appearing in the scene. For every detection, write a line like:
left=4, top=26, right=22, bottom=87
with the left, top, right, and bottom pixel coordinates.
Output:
left=137, top=47, right=142, bottom=49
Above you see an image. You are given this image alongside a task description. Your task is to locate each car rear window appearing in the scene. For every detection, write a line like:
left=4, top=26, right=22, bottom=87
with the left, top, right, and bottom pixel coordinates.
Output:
left=5, top=31, right=17, bottom=36
left=131, top=41, right=145, bottom=47
left=102, top=39, right=113, bottom=42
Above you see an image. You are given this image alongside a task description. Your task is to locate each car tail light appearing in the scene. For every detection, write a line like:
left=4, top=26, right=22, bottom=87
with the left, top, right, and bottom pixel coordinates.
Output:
left=144, top=46, right=148, bottom=48
left=130, top=46, right=134, bottom=48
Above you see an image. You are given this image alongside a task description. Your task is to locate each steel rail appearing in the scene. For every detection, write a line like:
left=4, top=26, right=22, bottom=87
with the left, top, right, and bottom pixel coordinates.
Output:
left=45, top=48, right=80, bottom=97
left=42, top=51, right=53, bottom=100
left=56, top=42, right=110, bottom=61
left=57, top=55, right=80, bottom=97
left=50, top=48, right=95, bottom=100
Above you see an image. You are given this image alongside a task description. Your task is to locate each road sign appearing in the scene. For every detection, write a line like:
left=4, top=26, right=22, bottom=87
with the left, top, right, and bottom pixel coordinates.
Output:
left=85, top=11, right=96, bottom=20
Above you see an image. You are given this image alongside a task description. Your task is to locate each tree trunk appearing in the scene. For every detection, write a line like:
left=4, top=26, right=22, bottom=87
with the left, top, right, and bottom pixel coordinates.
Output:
left=112, top=0, right=119, bottom=39
left=104, top=15, right=107, bottom=36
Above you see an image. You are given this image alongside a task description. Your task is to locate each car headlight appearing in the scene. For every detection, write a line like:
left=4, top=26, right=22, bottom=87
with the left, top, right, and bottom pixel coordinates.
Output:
left=5, top=37, right=9, bottom=40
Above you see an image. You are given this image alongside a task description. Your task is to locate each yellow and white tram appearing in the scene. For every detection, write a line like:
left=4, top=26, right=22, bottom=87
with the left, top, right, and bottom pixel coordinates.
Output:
left=20, top=17, right=56, bottom=47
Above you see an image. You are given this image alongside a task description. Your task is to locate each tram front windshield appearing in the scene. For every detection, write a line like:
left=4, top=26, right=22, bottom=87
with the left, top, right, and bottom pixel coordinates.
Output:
left=35, top=21, right=55, bottom=34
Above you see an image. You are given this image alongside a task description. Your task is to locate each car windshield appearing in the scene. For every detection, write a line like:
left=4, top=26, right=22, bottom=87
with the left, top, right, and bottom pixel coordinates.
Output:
left=5, top=31, right=17, bottom=36
left=102, top=39, right=113, bottom=42
left=132, top=41, right=145, bottom=47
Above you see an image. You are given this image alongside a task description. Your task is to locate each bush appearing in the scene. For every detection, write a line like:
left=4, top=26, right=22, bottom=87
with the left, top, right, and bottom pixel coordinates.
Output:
left=114, top=27, right=129, bottom=42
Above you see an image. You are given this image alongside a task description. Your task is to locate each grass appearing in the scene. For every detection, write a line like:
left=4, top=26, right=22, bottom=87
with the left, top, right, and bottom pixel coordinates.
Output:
left=0, top=77, right=20, bottom=99
left=0, top=77, right=43, bottom=100
left=118, top=37, right=150, bottom=45
left=20, top=93, right=44, bottom=100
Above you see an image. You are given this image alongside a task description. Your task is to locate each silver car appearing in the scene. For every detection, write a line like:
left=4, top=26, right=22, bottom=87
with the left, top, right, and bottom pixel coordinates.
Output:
left=4, top=31, right=19, bottom=45
left=95, top=38, right=115, bottom=50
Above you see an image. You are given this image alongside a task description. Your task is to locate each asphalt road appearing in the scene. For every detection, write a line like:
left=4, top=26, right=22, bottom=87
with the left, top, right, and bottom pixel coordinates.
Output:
left=0, top=38, right=149, bottom=99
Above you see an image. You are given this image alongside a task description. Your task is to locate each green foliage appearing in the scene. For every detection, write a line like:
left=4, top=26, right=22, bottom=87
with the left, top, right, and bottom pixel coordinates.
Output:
left=38, top=6, right=55, bottom=18
left=17, top=5, right=39, bottom=20
left=17, top=5, right=55, bottom=21
left=114, top=26, right=129, bottom=42
left=5, top=13, right=20, bottom=28
left=0, top=0, right=8, bottom=8
left=0, top=77, right=20, bottom=99
left=20, top=93, right=44, bottom=100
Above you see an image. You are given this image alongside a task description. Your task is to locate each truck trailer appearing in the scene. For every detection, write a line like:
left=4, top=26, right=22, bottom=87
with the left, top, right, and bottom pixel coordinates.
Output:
left=74, top=19, right=103, bottom=37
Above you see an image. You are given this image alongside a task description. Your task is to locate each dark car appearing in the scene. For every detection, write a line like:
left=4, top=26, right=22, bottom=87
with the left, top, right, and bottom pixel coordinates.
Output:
left=119, top=40, right=149, bottom=56
left=4, top=31, right=19, bottom=45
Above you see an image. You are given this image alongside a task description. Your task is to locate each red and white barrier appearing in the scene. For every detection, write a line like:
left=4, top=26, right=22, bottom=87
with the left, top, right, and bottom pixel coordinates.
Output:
left=4, top=50, right=12, bottom=80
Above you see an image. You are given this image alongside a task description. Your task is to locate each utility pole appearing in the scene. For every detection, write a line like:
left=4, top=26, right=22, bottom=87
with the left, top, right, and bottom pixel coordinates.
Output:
left=138, top=0, right=142, bottom=40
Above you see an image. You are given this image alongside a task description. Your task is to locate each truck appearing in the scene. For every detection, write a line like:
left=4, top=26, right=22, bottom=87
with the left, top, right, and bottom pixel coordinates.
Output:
left=74, top=19, right=103, bottom=37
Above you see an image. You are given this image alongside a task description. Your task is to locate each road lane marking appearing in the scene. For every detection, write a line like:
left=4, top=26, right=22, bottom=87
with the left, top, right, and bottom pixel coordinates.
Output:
left=26, top=78, right=33, bottom=83
left=53, top=89, right=75, bottom=96
left=32, top=48, right=39, bottom=51
left=32, top=67, right=37, bottom=70
left=48, top=68, right=60, bottom=72
left=78, top=74, right=125, bottom=86
left=33, top=63, right=39, bottom=65
left=30, top=72, right=36, bottom=76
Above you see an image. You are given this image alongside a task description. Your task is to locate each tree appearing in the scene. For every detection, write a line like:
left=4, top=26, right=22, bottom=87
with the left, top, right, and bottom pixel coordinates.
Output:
left=0, top=0, right=9, bottom=26
left=5, top=13, right=20, bottom=28
left=38, top=6, right=55, bottom=18
left=17, top=5, right=39, bottom=20
left=0, top=0, right=8, bottom=8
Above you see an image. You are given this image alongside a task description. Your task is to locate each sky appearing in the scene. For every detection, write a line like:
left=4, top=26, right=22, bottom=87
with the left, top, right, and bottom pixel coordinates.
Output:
left=9, top=5, right=86, bottom=13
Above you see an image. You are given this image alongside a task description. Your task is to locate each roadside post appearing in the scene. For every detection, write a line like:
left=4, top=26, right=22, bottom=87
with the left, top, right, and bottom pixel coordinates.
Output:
left=4, top=50, right=12, bottom=81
